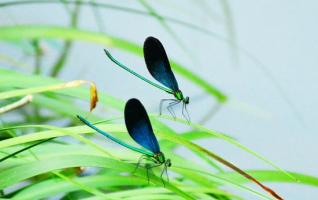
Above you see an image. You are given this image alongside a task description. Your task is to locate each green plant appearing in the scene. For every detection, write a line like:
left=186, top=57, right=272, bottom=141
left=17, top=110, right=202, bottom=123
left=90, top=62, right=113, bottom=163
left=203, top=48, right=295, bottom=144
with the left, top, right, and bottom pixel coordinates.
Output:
left=0, top=1, right=316, bottom=200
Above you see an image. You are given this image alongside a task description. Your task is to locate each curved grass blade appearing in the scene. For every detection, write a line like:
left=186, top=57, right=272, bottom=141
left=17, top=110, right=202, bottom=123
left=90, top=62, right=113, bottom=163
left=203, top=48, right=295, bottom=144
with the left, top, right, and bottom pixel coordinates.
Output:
left=0, top=68, right=291, bottom=183
left=50, top=0, right=80, bottom=77
left=156, top=114, right=296, bottom=182
left=0, top=125, right=225, bottom=189
left=189, top=142, right=283, bottom=200
left=13, top=176, right=149, bottom=200
left=0, top=79, right=98, bottom=111
left=52, top=170, right=108, bottom=198
left=0, top=124, right=257, bottom=193
left=0, top=154, right=195, bottom=199
left=0, top=123, right=310, bottom=200
left=173, top=166, right=272, bottom=200
left=31, top=39, right=42, bottom=75
left=149, top=117, right=284, bottom=200
left=0, top=137, right=54, bottom=163
left=1, top=141, right=244, bottom=200
left=0, top=1, right=303, bottom=124
left=0, top=127, right=112, bottom=198
left=0, top=68, right=123, bottom=112
left=0, top=124, right=191, bottom=198
left=14, top=175, right=233, bottom=200
left=219, top=170, right=318, bottom=187
left=0, top=25, right=227, bottom=102
left=0, top=95, right=33, bottom=114
left=0, top=1, right=225, bottom=43
left=0, top=124, right=117, bottom=159
left=161, top=130, right=226, bottom=173
left=0, top=144, right=110, bottom=198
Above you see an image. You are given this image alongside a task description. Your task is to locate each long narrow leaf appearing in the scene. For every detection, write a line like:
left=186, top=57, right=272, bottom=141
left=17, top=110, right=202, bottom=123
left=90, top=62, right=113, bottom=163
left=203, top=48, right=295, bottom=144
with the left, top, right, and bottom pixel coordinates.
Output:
left=0, top=25, right=227, bottom=102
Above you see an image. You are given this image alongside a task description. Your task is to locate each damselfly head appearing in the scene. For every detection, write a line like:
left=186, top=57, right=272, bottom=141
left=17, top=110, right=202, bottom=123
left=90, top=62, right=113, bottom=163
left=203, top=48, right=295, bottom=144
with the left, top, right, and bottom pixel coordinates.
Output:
left=184, top=96, right=189, bottom=104
left=166, top=159, right=172, bottom=167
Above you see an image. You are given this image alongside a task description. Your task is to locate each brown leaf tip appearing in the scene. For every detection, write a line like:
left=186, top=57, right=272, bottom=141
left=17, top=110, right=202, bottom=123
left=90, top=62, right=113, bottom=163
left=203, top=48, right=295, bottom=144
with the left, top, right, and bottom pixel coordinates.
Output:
left=89, top=82, right=99, bottom=112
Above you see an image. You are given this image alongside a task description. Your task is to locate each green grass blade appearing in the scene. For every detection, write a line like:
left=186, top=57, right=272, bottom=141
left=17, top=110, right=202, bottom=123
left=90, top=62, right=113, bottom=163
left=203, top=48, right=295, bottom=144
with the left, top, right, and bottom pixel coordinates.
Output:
left=0, top=25, right=227, bottom=102
left=0, top=80, right=91, bottom=100
left=0, top=138, right=54, bottom=162
left=0, top=154, right=195, bottom=199
left=219, top=170, right=318, bottom=187
left=173, top=166, right=272, bottom=200
left=50, top=1, right=80, bottom=77
left=156, top=114, right=296, bottom=182
left=13, top=176, right=149, bottom=200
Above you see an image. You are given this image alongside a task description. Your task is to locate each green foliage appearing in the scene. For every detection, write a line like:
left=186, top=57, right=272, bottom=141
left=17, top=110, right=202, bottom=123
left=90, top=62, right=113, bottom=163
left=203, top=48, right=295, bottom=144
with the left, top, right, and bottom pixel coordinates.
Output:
left=0, top=1, right=316, bottom=200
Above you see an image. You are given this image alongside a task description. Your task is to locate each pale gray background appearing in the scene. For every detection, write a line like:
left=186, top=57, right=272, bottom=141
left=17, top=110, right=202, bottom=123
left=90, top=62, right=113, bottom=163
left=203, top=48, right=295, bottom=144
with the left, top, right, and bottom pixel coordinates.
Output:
left=1, top=0, right=317, bottom=199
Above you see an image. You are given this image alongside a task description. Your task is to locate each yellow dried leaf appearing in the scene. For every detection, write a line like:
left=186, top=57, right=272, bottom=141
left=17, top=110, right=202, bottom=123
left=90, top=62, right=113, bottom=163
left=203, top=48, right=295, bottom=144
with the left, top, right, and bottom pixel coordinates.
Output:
left=89, top=82, right=98, bottom=112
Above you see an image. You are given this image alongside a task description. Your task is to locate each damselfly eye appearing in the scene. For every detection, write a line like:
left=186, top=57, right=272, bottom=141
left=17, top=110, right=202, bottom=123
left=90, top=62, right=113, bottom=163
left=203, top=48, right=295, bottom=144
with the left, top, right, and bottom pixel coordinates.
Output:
left=184, top=97, right=190, bottom=104
left=166, top=159, right=172, bottom=167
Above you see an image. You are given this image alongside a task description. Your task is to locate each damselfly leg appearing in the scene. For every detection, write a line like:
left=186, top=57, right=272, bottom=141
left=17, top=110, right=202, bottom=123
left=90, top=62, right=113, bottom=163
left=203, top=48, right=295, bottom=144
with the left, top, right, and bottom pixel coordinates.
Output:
left=159, top=99, right=190, bottom=122
left=182, top=102, right=191, bottom=123
left=145, top=162, right=163, bottom=184
left=159, top=99, right=175, bottom=115
left=133, top=155, right=152, bottom=174
left=167, top=100, right=180, bottom=119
